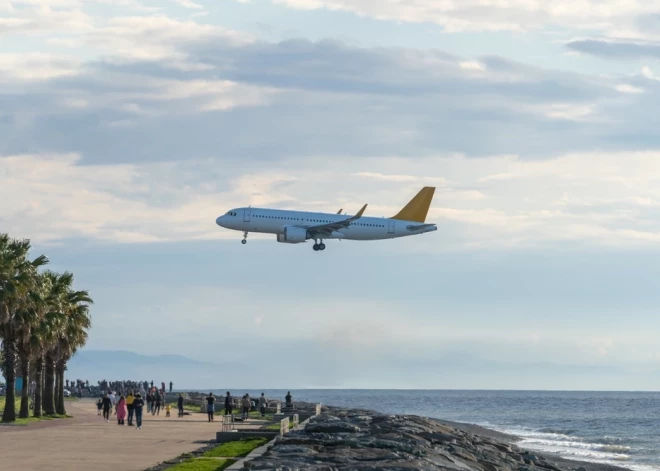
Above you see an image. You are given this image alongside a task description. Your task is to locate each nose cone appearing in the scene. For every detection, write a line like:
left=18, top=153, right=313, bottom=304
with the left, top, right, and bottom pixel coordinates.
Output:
left=216, top=216, right=224, bottom=227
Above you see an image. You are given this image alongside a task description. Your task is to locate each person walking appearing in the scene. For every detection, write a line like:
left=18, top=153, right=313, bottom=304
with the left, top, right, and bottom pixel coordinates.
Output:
left=258, top=393, right=267, bottom=417
left=146, top=391, right=153, bottom=414
left=206, top=392, right=215, bottom=423
left=117, top=395, right=127, bottom=425
left=241, top=394, right=251, bottom=420
left=177, top=394, right=184, bottom=418
left=133, top=393, right=144, bottom=430
left=153, top=390, right=162, bottom=416
left=102, top=393, right=112, bottom=422
left=169, top=381, right=173, bottom=393
left=224, top=391, right=232, bottom=416
left=126, top=391, right=135, bottom=426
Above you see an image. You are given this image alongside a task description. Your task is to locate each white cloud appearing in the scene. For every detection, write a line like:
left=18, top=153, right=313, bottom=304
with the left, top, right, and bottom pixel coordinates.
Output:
left=615, top=83, right=644, bottom=93
left=0, top=53, right=82, bottom=80
left=5, top=151, right=660, bottom=248
left=272, top=0, right=660, bottom=37
left=174, top=0, right=203, bottom=9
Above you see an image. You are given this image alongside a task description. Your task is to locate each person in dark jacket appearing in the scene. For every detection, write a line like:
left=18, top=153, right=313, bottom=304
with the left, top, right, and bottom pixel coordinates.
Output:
left=126, top=391, right=135, bottom=426
left=153, top=391, right=162, bottom=416
left=206, top=393, right=215, bottom=422
left=224, top=391, right=232, bottom=416
left=177, top=394, right=184, bottom=418
left=133, top=393, right=145, bottom=430
left=102, top=393, right=112, bottom=422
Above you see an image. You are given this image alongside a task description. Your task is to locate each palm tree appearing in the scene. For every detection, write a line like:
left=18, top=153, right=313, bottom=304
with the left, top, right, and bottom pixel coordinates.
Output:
left=41, top=271, right=72, bottom=417
left=0, top=235, right=48, bottom=422
left=56, top=287, right=92, bottom=415
left=17, top=274, right=50, bottom=418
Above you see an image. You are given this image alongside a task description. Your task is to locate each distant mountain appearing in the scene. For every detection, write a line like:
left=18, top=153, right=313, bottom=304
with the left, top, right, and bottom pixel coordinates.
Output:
left=66, top=350, right=244, bottom=389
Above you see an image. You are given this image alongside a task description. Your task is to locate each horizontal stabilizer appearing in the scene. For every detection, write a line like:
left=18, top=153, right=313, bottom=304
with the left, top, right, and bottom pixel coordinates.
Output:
left=406, top=223, right=436, bottom=231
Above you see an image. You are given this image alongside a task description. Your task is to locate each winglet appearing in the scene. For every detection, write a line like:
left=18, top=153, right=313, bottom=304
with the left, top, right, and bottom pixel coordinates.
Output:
left=337, top=208, right=343, bottom=214
left=354, top=204, right=368, bottom=218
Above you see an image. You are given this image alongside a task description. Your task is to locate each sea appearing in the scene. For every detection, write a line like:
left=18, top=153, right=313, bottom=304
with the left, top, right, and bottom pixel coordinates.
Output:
left=202, top=389, right=660, bottom=471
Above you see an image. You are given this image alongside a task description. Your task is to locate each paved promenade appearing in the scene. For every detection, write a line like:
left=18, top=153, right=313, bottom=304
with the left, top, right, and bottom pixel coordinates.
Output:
left=0, top=399, right=260, bottom=471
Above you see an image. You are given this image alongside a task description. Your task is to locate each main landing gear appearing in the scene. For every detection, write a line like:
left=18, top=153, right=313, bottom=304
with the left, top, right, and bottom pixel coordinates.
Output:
left=312, top=240, right=326, bottom=251
left=241, top=232, right=248, bottom=244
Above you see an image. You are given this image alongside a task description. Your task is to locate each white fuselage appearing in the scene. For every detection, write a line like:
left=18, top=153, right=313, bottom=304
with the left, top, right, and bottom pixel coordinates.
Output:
left=215, top=207, right=437, bottom=242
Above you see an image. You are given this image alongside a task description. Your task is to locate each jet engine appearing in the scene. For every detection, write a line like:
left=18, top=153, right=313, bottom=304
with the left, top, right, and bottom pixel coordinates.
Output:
left=276, top=226, right=308, bottom=243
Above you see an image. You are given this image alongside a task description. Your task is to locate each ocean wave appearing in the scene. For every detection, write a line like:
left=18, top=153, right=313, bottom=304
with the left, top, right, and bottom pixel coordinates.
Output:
left=480, top=423, right=660, bottom=470
left=538, top=428, right=577, bottom=435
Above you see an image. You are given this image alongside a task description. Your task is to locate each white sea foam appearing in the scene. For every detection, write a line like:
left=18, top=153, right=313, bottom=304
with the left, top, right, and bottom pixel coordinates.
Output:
left=478, top=424, right=660, bottom=471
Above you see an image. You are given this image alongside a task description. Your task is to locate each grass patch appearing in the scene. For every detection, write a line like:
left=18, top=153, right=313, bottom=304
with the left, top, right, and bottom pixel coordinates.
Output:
left=263, top=421, right=294, bottom=432
left=167, top=458, right=233, bottom=471
left=0, top=397, right=21, bottom=413
left=0, top=412, right=71, bottom=425
left=202, top=438, right=268, bottom=458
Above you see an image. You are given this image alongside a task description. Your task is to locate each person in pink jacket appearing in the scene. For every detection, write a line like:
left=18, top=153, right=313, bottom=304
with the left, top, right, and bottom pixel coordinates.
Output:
left=116, top=396, right=128, bottom=426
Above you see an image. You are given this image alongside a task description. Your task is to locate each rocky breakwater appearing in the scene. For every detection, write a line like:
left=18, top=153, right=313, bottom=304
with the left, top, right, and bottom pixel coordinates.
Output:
left=245, top=407, right=628, bottom=471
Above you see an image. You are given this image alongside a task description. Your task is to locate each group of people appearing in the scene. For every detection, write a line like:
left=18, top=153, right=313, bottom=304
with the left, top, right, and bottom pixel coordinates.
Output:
left=204, top=392, right=270, bottom=422
left=97, top=390, right=187, bottom=429
left=95, top=380, right=174, bottom=397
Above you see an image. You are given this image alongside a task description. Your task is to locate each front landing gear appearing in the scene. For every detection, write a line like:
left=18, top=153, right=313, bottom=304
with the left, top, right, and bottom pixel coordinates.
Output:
left=242, top=232, right=248, bottom=244
left=312, top=242, right=326, bottom=251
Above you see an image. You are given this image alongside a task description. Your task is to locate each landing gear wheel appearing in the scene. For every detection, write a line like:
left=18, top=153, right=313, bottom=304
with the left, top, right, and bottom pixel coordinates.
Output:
left=242, top=232, right=248, bottom=244
left=313, top=244, right=319, bottom=251
left=241, top=239, right=247, bottom=245
left=319, top=243, right=326, bottom=251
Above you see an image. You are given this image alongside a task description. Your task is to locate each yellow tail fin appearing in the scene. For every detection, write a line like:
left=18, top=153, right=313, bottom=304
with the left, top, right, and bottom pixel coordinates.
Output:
left=390, top=187, right=435, bottom=223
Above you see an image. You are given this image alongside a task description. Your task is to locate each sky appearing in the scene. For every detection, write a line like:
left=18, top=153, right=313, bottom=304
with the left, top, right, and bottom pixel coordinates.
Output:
left=2, top=0, right=660, bottom=390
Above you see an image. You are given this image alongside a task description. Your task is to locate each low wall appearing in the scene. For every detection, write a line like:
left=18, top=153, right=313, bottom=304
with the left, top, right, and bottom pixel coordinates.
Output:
left=216, top=431, right=279, bottom=443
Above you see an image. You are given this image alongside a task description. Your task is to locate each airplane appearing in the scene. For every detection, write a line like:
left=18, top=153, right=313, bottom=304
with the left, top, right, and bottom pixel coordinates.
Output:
left=215, top=186, right=437, bottom=251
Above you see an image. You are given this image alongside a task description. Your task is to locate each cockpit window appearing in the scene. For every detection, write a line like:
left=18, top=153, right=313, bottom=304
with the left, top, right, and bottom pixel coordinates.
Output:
left=226, top=211, right=237, bottom=216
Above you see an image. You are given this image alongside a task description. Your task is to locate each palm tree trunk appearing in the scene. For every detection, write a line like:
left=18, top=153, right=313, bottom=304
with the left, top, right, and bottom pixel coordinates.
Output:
left=43, top=352, right=56, bottom=415
left=55, top=360, right=66, bottom=415
left=33, top=355, right=43, bottom=417
left=18, top=352, right=30, bottom=419
left=1, top=333, right=18, bottom=422
left=54, top=370, right=60, bottom=412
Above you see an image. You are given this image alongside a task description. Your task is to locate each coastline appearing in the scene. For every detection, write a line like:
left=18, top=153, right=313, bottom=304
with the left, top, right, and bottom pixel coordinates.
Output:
left=435, top=419, right=630, bottom=471
left=245, top=402, right=632, bottom=471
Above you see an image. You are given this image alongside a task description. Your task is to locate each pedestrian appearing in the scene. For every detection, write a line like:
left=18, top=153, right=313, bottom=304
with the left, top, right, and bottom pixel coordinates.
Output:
left=165, top=403, right=171, bottom=418
left=102, top=393, right=112, bottom=422
left=126, top=391, right=135, bottom=426
left=133, top=393, right=144, bottom=430
left=117, top=395, right=127, bottom=425
left=241, top=394, right=251, bottom=420
left=96, top=397, right=103, bottom=416
left=153, top=390, right=162, bottom=416
left=259, top=393, right=267, bottom=417
left=177, top=394, right=184, bottom=418
left=206, top=392, right=215, bottom=423
left=224, top=391, right=232, bottom=416
left=169, top=381, right=173, bottom=393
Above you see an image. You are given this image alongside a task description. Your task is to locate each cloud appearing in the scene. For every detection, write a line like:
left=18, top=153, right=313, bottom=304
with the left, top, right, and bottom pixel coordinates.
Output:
left=566, top=38, right=660, bottom=59
left=271, top=0, right=660, bottom=37
left=4, top=151, right=660, bottom=249
left=6, top=33, right=656, bottom=164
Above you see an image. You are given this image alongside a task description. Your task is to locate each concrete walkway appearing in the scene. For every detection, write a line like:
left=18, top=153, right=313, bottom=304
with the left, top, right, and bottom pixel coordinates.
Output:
left=0, top=399, right=263, bottom=471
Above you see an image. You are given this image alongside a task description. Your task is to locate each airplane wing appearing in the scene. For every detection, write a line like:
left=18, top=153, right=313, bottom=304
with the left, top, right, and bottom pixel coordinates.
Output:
left=306, top=204, right=368, bottom=237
